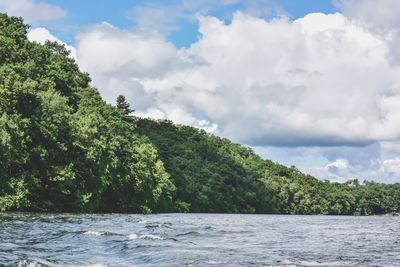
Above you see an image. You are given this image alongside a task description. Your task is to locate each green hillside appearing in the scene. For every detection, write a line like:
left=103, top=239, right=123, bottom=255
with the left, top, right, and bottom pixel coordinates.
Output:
left=137, top=119, right=400, bottom=215
left=1, top=13, right=399, bottom=215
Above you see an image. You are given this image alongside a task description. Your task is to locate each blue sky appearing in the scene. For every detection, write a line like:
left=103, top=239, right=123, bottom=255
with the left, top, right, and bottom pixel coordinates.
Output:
left=33, top=0, right=338, bottom=47
left=3, top=0, right=400, bottom=183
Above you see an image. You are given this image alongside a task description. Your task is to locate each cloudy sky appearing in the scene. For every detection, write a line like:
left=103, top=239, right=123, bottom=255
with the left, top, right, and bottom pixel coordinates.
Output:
left=3, top=0, right=400, bottom=183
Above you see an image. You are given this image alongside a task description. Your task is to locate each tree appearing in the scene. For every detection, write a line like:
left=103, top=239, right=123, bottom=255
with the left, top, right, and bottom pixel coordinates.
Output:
left=116, top=95, right=135, bottom=123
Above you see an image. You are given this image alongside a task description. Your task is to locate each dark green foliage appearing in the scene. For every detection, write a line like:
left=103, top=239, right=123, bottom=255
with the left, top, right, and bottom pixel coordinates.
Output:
left=136, top=119, right=400, bottom=215
left=0, top=13, right=399, bottom=214
left=116, top=95, right=135, bottom=123
left=136, top=119, right=273, bottom=213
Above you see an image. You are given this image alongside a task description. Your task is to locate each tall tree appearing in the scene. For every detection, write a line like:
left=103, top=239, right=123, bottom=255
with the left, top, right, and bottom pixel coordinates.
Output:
left=116, top=95, right=135, bottom=123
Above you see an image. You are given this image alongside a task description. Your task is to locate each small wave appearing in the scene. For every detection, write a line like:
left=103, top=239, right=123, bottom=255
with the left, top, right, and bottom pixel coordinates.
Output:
left=145, top=223, right=172, bottom=230
left=176, top=231, right=200, bottom=237
left=84, top=231, right=102, bottom=236
left=145, top=223, right=162, bottom=229
left=140, top=234, right=163, bottom=240
left=128, top=233, right=139, bottom=240
left=219, top=230, right=253, bottom=234
left=127, top=233, right=164, bottom=240
left=17, top=260, right=47, bottom=267
left=83, top=231, right=120, bottom=237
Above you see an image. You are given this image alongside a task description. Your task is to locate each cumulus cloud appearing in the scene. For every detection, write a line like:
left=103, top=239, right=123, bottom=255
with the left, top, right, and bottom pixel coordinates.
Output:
left=27, top=28, right=77, bottom=60
left=335, top=0, right=400, bottom=28
left=76, top=23, right=178, bottom=79
left=73, top=12, right=400, bottom=148
left=308, top=159, right=353, bottom=182
left=308, top=155, right=384, bottom=183
left=75, top=22, right=217, bottom=131
left=33, top=9, right=400, bottom=182
left=0, top=0, right=66, bottom=23
left=336, top=0, right=400, bottom=64
left=82, top=12, right=400, bottom=148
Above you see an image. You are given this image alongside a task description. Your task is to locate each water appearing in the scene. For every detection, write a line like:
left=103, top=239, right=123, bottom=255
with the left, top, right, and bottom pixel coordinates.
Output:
left=0, top=213, right=399, bottom=266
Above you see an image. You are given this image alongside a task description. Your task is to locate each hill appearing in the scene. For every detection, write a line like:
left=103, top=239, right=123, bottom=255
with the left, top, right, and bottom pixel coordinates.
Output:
left=1, top=13, right=399, bottom=215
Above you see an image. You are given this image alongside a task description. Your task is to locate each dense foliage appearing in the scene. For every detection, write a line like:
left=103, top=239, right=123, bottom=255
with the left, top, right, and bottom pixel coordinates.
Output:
left=1, top=14, right=399, bottom=215
left=137, top=119, right=400, bottom=215
left=0, top=14, right=174, bottom=213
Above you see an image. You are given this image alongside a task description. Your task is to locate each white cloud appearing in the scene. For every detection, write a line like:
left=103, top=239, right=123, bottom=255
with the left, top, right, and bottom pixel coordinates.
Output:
left=335, top=0, right=400, bottom=28
left=327, top=159, right=350, bottom=173
left=74, top=23, right=183, bottom=115
left=73, top=12, right=400, bottom=147
left=27, top=28, right=77, bottom=60
left=122, top=12, right=400, bottom=147
left=0, top=0, right=66, bottom=23
left=336, top=0, right=400, bottom=64
left=307, top=158, right=354, bottom=182
left=74, top=23, right=218, bottom=132
left=383, top=158, right=400, bottom=177
left=32, top=10, right=400, bottom=182
left=76, top=23, right=178, bottom=79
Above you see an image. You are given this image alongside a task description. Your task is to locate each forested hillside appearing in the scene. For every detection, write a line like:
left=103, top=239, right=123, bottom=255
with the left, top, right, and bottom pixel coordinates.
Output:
left=137, top=119, right=400, bottom=215
left=1, top=13, right=399, bottom=215
left=0, top=14, right=174, bottom=213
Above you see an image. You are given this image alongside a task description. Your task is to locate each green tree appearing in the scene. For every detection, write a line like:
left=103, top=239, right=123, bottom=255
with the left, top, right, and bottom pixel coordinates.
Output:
left=116, top=95, right=135, bottom=123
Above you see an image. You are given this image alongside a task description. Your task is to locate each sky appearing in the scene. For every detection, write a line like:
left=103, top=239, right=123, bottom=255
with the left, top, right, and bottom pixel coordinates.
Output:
left=2, top=0, right=400, bottom=183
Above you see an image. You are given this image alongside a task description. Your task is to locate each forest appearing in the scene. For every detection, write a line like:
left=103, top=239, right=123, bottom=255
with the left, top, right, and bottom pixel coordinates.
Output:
left=1, top=13, right=399, bottom=215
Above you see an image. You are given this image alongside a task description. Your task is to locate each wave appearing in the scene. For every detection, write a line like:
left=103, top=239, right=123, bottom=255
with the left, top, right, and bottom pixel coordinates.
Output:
left=176, top=231, right=200, bottom=237
left=83, top=231, right=122, bottom=237
left=17, top=260, right=50, bottom=267
left=128, top=233, right=164, bottom=240
left=128, top=233, right=139, bottom=240
left=83, top=231, right=164, bottom=241
left=84, top=231, right=103, bottom=236
left=145, top=223, right=172, bottom=230
left=140, top=234, right=164, bottom=240
left=145, top=223, right=162, bottom=229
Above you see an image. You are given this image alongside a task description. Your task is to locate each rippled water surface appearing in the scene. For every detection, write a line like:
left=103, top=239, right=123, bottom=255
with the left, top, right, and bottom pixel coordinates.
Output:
left=1, top=213, right=399, bottom=266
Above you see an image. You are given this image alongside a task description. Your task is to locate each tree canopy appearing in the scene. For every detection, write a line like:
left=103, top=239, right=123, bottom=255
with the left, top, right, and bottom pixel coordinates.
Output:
left=0, top=13, right=173, bottom=213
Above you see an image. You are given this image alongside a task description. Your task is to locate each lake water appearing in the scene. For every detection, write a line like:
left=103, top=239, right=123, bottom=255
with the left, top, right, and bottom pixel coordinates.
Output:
left=0, top=213, right=399, bottom=266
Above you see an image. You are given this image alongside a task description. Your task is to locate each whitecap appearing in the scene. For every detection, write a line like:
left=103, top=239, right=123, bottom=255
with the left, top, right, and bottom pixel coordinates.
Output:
left=128, top=233, right=139, bottom=240
left=17, top=260, right=41, bottom=267
left=83, top=231, right=102, bottom=236
left=140, top=234, right=164, bottom=240
left=17, top=260, right=50, bottom=267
